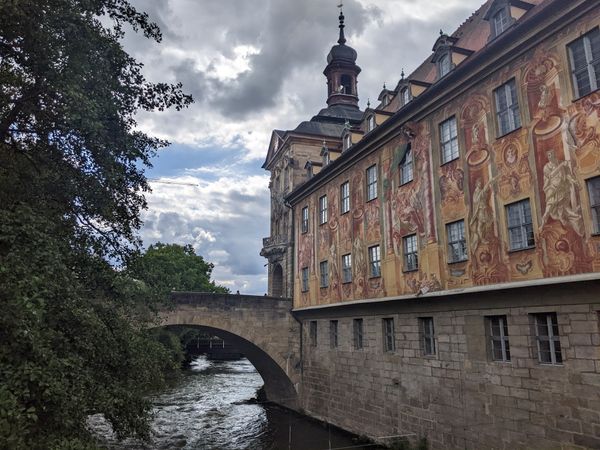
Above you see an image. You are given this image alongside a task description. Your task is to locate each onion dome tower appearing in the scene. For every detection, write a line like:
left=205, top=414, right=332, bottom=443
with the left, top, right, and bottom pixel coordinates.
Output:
left=323, top=7, right=361, bottom=109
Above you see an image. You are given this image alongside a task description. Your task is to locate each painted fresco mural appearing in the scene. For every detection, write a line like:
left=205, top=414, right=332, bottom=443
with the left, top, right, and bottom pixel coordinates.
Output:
left=294, top=17, right=600, bottom=307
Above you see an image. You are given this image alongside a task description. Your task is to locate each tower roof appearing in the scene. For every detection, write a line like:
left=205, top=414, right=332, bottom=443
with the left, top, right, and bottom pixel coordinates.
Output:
left=326, top=9, right=358, bottom=64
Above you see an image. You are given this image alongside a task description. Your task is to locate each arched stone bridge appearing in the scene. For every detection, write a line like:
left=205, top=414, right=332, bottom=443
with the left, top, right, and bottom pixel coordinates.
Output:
left=161, top=293, right=301, bottom=410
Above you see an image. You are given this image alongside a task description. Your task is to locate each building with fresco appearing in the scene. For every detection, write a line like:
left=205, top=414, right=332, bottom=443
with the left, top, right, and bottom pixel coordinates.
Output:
left=263, top=0, right=600, bottom=448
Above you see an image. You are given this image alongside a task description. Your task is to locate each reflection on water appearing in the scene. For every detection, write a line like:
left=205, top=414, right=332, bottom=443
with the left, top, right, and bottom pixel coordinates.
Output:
left=90, top=356, right=376, bottom=450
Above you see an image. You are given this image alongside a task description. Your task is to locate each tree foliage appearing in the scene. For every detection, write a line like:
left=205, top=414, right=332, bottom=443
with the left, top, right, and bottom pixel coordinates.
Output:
left=0, top=0, right=192, bottom=448
left=128, top=243, right=230, bottom=300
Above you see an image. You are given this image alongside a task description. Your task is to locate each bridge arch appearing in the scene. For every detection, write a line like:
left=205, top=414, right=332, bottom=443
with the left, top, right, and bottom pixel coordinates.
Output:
left=161, top=293, right=301, bottom=410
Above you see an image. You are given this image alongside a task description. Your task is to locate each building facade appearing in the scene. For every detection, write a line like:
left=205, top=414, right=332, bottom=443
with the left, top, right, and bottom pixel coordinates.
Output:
left=269, top=0, right=600, bottom=448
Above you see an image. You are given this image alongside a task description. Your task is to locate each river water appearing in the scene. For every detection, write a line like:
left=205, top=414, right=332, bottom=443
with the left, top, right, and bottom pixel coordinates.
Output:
left=90, top=356, right=378, bottom=450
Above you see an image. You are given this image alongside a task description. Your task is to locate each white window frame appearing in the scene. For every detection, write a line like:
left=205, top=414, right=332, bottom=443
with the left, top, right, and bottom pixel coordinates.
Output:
left=301, top=206, right=309, bottom=234
left=382, top=318, right=395, bottom=352
left=568, top=28, right=600, bottom=99
left=446, top=220, right=468, bottom=263
left=401, top=87, right=411, bottom=106
left=341, top=253, right=352, bottom=284
left=587, top=176, right=600, bottom=234
left=403, top=234, right=418, bottom=272
left=420, top=317, right=436, bottom=356
left=340, top=181, right=350, bottom=214
left=367, top=115, right=376, bottom=132
left=533, top=313, right=562, bottom=365
left=494, top=79, right=521, bottom=136
left=319, top=195, right=328, bottom=225
left=400, top=146, right=413, bottom=185
left=506, top=199, right=535, bottom=251
left=493, top=7, right=511, bottom=37
left=488, top=315, right=510, bottom=362
left=301, top=267, right=309, bottom=292
left=343, top=133, right=352, bottom=151
left=440, top=117, right=459, bottom=164
left=439, top=53, right=452, bottom=78
left=368, top=245, right=381, bottom=278
left=366, top=165, right=378, bottom=201
left=319, top=260, right=329, bottom=288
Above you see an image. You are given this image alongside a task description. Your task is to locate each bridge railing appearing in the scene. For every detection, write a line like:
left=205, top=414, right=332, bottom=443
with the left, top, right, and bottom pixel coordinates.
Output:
left=169, top=292, right=292, bottom=305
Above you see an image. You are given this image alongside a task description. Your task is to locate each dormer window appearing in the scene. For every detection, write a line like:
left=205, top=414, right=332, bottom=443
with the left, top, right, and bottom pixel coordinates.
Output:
left=367, top=115, right=376, bottom=132
left=439, top=53, right=452, bottom=78
left=382, top=95, right=389, bottom=107
left=343, top=133, right=352, bottom=151
left=493, top=7, right=511, bottom=36
left=323, top=151, right=330, bottom=166
left=401, top=87, right=411, bottom=106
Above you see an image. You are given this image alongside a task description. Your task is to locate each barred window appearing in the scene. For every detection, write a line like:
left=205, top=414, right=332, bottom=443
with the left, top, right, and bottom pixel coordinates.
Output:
left=366, top=165, right=378, bottom=201
left=400, top=145, right=413, bottom=185
left=319, top=261, right=329, bottom=288
left=368, top=245, right=381, bottom=277
left=403, top=234, right=418, bottom=272
left=341, top=253, right=352, bottom=284
left=330, top=320, right=338, bottom=349
left=420, top=317, right=436, bottom=356
left=568, top=28, right=600, bottom=98
left=309, top=321, right=317, bottom=347
left=301, top=206, right=309, bottom=234
left=506, top=199, right=535, bottom=251
left=487, top=315, right=510, bottom=362
left=495, top=79, right=521, bottom=136
left=340, top=181, right=350, bottom=214
left=446, top=220, right=468, bottom=263
left=353, top=318, right=364, bottom=350
left=533, top=313, right=562, bottom=365
left=301, top=267, right=309, bottom=292
left=587, top=176, right=600, bottom=234
left=383, top=318, right=395, bottom=352
left=440, top=117, right=459, bottom=164
left=319, top=195, right=328, bottom=225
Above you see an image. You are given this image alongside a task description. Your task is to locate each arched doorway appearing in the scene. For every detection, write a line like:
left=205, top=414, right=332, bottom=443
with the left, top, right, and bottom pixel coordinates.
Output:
left=272, top=264, right=284, bottom=297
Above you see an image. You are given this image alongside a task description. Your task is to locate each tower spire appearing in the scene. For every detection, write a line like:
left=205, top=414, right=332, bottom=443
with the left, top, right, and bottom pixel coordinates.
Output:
left=337, top=2, right=346, bottom=45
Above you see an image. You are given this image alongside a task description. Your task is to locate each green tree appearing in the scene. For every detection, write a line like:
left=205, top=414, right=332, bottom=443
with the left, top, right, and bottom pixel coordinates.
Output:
left=128, top=243, right=230, bottom=301
left=0, top=0, right=192, bottom=448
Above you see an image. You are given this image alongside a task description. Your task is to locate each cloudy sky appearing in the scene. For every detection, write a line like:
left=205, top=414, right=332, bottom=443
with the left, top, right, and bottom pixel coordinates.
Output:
left=124, top=0, right=486, bottom=294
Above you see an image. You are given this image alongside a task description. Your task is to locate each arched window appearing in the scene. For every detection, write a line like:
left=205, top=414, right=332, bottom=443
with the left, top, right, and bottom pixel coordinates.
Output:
left=340, top=74, right=352, bottom=95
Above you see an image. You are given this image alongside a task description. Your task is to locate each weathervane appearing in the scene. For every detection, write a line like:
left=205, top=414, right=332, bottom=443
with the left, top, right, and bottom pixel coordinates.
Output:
left=337, top=1, right=343, bottom=12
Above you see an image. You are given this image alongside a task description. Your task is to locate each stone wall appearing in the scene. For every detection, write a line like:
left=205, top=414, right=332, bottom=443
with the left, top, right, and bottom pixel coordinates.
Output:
left=295, top=279, right=600, bottom=449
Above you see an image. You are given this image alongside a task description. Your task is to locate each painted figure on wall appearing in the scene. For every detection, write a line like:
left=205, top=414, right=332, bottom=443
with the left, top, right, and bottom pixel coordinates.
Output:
left=542, top=150, right=584, bottom=236
left=469, top=176, right=497, bottom=251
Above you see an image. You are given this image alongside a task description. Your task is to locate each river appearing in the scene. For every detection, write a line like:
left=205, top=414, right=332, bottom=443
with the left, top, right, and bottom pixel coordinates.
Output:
left=90, top=356, right=379, bottom=450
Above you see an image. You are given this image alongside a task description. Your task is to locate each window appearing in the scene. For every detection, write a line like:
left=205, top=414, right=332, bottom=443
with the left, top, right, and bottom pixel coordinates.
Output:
left=439, top=53, right=452, bottom=78
left=319, top=261, right=329, bottom=288
left=446, top=220, right=468, bottom=263
left=403, top=234, right=418, bottom=272
left=340, top=74, right=352, bottom=95
left=344, top=134, right=352, bottom=151
left=368, top=245, right=381, bottom=278
left=440, top=117, right=459, bottom=163
left=301, top=267, right=309, bottom=292
left=383, top=318, right=395, bottom=352
left=401, top=87, right=411, bottom=106
left=420, top=317, right=436, bottom=356
left=340, top=181, right=350, bottom=214
left=492, top=8, right=511, bottom=37
left=353, top=318, right=364, bottom=349
left=495, top=79, right=521, bottom=136
left=367, top=115, right=376, bottom=132
left=487, top=315, right=510, bottom=362
left=309, top=321, right=317, bottom=347
left=382, top=95, right=389, bottom=107
left=588, top=176, right=600, bottom=234
left=506, top=199, right=535, bottom=251
left=366, top=165, right=378, bottom=201
left=533, top=313, right=562, bottom=365
left=342, top=253, right=352, bottom=284
left=301, top=206, right=309, bottom=234
left=568, top=28, right=600, bottom=98
left=330, top=320, right=339, bottom=349
left=319, top=195, right=328, bottom=225
left=399, top=145, right=413, bottom=185
left=323, top=151, right=330, bottom=166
